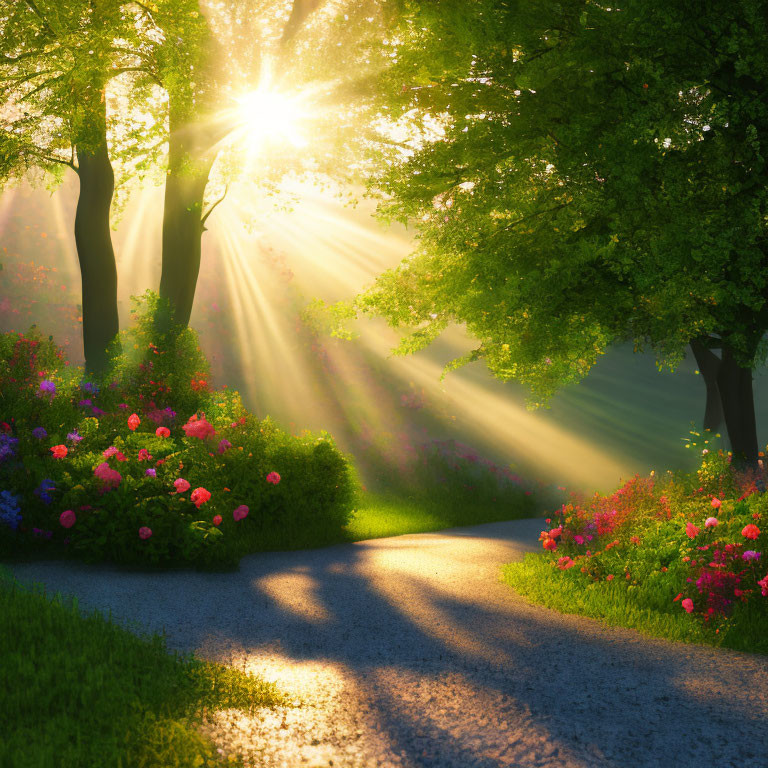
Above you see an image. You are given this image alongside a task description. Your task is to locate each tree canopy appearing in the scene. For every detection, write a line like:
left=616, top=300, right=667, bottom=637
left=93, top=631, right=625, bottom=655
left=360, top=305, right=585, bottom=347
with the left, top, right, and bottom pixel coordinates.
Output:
left=348, top=0, right=768, bottom=411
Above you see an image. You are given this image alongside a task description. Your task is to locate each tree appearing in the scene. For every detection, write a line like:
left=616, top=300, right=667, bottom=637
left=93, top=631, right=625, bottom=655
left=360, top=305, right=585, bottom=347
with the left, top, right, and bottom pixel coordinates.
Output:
left=343, top=0, right=768, bottom=471
left=0, top=0, right=144, bottom=374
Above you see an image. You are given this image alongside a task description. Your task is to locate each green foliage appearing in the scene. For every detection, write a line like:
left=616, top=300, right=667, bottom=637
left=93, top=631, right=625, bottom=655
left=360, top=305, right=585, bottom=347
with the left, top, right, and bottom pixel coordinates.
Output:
left=0, top=316, right=357, bottom=571
left=346, top=0, right=768, bottom=406
left=0, top=565, right=289, bottom=767
left=504, top=452, right=768, bottom=655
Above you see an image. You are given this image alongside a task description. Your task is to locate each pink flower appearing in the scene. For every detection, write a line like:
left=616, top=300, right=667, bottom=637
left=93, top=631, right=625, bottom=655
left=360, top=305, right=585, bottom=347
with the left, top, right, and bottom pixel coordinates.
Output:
left=685, top=522, right=700, bottom=539
left=212, top=515, right=222, bottom=526
left=59, top=510, right=76, bottom=528
left=266, top=471, right=281, bottom=485
left=217, top=439, right=232, bottom=454
left=94, top=461, right=122, bottom=489
left=50, top=445, right=67, bottom=459
left=139, top=526, right=152, bottom=540
left=127, top=413, right=140, bottom=431
left=758, top=574, right=768, bottom=597
left=190, top=487, right=211, bottom=508
left=156, top=426, right=170, bottom=438
left=557, top=556, right=575, bottom=570
left=711, top=498, right=721, bottom=509
left=182, top=415, right=216, bottom=440
left=573, top=534, right=584, bottom=545
left=742, top=524, right=761, bottom=540
left=103, top=446, right=119, bottom=458
left=704, top=517, right=718, bottom=528
left=681, top=598, right=694, bottom=613
left=548, top=526, right=563, bottom=539
left=233, top=504, right=249, bottom=521
left=174, top=478, right=191, bottom=494
left=743, top=550, right=761, bottom=562
left=138, top=449, right=152, bottom=461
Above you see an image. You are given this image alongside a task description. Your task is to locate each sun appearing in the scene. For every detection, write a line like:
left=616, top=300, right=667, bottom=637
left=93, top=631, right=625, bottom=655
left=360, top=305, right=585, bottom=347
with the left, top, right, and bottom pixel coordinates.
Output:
left=232, top=86, right=309, bottom=151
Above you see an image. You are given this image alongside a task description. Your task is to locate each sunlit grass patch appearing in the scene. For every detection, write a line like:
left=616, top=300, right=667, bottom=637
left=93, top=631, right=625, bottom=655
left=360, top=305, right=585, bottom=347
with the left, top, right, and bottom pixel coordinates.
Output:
left=0, top=565, right=292, bottom=768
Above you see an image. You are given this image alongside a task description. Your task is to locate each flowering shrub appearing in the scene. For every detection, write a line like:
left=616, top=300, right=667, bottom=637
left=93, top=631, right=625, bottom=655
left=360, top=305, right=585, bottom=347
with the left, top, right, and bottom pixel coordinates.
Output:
left=530, top=450, right=768, bottom=645
left=0, top=317, right=356, bottom=570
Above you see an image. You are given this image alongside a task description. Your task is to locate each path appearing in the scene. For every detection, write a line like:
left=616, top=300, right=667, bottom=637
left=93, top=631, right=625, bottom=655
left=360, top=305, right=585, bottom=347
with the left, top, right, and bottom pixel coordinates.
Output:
left=8, top=517, right=768, bottom=767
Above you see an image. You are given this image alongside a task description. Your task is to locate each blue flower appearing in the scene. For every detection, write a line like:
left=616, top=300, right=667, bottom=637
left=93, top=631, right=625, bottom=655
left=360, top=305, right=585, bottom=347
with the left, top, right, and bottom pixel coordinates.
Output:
left=32, top=427, right=47, bottom=440
left=80, top=380, right=99, bottom=395
left=0, top=490, right=22, bottom=531
left=34, top=478, right=56, bottom=505
left=0, top=434, right=18, bottom=463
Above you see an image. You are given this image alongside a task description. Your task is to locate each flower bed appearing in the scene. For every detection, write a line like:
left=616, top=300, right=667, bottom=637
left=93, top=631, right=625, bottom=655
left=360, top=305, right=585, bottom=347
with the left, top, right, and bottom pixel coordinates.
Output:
left=0, top=296, right=356, bottom=570
left=504, top=447, right=768, bottom=653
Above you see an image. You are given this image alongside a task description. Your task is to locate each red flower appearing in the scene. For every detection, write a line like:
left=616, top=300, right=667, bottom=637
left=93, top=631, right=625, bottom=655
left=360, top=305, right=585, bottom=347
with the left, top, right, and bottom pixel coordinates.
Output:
left=50, top=444, right=67, bottom=459
left=212, top=514, right=222, bottom=526
left=127, top=413, right=141, bottom=431
left=685, top=522, right=700, bottom=539
left=156, top=426, right=170, bottom=438
left=742, top=524, right=761, bottom=540
left=542, top=538, right=557, bottom=552
left=182, top=415, right=216, bottom=440
left=190, top=487, right=211, bottom=508
left=139, top=526, right=152, bottom=540
left=266, top=471, right=281, bottom=485
left=59, top=510, right=76, bottom=528
left=138, top=449, right=152, bottom=461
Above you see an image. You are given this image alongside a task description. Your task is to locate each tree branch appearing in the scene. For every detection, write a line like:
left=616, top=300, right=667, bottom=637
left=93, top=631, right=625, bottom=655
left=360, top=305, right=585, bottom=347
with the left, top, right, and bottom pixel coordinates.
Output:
left=201, top=185, right=229, bottom=228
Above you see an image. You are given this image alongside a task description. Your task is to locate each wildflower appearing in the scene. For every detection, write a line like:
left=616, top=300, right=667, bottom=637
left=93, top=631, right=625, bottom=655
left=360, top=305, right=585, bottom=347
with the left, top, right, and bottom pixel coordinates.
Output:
left=127, top=413, right=140, bottom=431
left=156, top=426, right=171, bottom=438
left=711, top=498, right=721, bottom=509
left=704, top=517, right=718, bottom=528
left=743, top=551, right=761, bottom=562
left=59, top=510, right=76, bottom=528
left=50, top=445, right=67, bottom=459
left=606, top=574, right=614, bottom=581
left=742, top=524, right=761, bottom=540
left=138, top=449, right=152, bottom=461
left=39, top=380, right=56, bottom=396
left=138, top=526, right=152, bottom=540
left=66, top=430, right=83, bottom=443
left=145, top=468, right=156, bottom=478
left=573, top=534, right=584, bottom=545
left=266, top=471, right=281, bottom=485
left=681, top=598, right=694, bottom=613
left=190, top=487, right=211, bottom=508
left=94, top=462, right=122, bottom=490
left=0, top=490, right=22, bottom=530
left=685, top=522, right=700, bottom=539
left=174, top=478, right=191, bottom=494
left=233, top=505, right=249, bottom=521
left=212, top=515, right=222, bottom=526
left=182, top=415, right=216, bottom=440
left=217, top=439, right=232, bottom=454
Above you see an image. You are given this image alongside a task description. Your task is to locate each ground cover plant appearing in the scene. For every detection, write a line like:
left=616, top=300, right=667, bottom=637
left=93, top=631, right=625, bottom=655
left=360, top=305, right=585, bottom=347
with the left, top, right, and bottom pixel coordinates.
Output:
left=503, top=438, right=768, bottom=655
left=0, top=564, right=290, bottom=768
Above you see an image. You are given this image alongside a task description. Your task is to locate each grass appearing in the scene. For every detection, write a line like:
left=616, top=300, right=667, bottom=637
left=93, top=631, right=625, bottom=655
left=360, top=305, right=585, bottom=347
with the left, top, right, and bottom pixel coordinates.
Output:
left=503, top=555, right=768, bottom=655
left=0, top=564, right=292, bottom=768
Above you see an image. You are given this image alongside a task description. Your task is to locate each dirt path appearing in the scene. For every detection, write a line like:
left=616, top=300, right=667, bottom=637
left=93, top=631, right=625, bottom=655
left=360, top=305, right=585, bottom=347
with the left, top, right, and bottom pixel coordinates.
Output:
left=9, top=517, right=768, bottom=767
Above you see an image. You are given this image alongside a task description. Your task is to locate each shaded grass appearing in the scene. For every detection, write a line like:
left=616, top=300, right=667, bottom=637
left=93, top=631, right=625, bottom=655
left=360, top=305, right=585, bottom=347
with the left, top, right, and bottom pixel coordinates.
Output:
left=0, top=565, right=292, bottom=768
left=503, top=554, right=768, bottom=656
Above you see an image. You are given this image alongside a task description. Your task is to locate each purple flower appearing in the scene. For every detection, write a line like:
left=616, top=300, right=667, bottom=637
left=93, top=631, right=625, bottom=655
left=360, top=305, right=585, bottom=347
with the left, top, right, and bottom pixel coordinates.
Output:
left=66, top=431, right=83, bottom=443
left=145, top=468, right=156, bottom=478
left=39, top=380, right=56, bottom=396
left=78, top=399, right=93, bottom=407
left=80, top=380, right=99, bottom=395
left=91, top=407, right=106, bottom=417
left=32, top=427, right=47, bottom=440
left=117, top=403, right=129, bottom=410
left=34, top=478, right=56, bottom=504
left=0, top=434, right=18, bottom=463
left=743, top=550, right=761, bottom=562
left=217, top=439, right=232, bottom=454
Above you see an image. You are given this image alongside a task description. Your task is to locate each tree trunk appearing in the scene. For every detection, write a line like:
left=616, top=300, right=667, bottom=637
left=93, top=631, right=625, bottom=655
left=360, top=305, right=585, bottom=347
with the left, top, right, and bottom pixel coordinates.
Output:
left=73, top=108, right=120, bottom=376
left=717, top=343, right=760, bottom=473
left=159, top=117, right=213, bottom=329
left=689, top=337, right=724, bottom=434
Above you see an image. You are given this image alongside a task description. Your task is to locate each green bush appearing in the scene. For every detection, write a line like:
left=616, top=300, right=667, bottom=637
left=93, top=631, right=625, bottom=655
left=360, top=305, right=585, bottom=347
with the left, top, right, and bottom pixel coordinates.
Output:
left=0, top=297, right=357, bottom=571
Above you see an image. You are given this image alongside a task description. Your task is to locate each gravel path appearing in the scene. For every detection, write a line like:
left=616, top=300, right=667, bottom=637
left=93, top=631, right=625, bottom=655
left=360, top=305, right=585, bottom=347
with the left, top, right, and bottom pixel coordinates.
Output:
left=8, top=517, right=768, bottom=768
